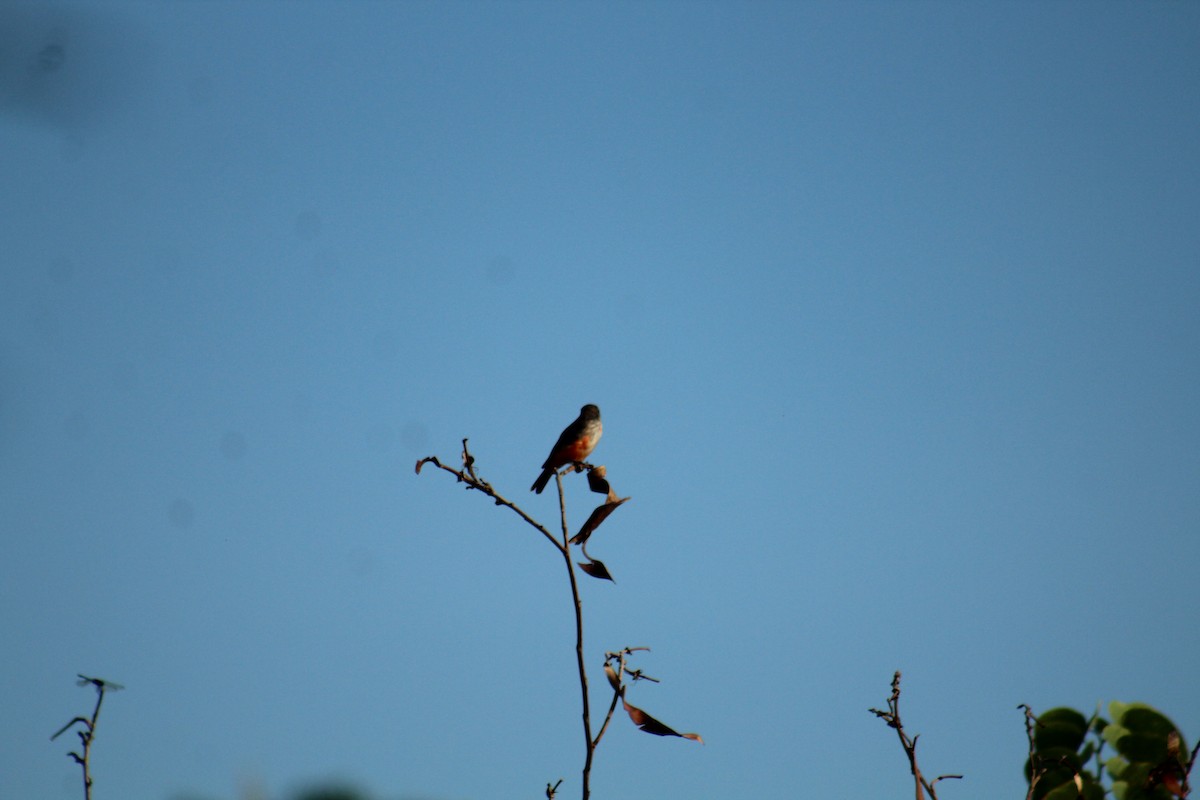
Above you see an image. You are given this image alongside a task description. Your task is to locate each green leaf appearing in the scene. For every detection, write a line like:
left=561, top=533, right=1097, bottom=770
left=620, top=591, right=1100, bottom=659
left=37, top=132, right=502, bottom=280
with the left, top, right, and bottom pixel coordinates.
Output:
left=1115, top=781, right=1174, bottom=800
left=1106, top=755, right=1130, bottom=780
left=1043, top=781, right=1082, bottom=800
left=1118, top=762, right=1153, bottom=792
left=1104, top=722, right=1132, bottom=750
left=1033, top=773, right=1073, bottom=800
left=1116, top=732, right=1168, bottom=763
left=1038, top=747, right=1084, bottom=770
left=1044, top=778, right=1104, bottom=800
left=1039, top=707, right=1089, bottom=730
left=1120, top=705, right=1177, bottom=737
left=1036, top=708, right=1090, bottom=752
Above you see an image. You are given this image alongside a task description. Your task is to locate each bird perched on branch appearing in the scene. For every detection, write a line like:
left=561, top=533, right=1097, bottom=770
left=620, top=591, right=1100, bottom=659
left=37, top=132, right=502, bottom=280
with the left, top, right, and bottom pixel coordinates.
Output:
left=531, top=404, right=602, bottom=493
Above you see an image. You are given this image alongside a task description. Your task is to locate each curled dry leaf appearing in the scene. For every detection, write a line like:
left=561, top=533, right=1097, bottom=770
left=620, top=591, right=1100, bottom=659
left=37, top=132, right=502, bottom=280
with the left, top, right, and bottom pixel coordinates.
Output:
left=605, top=663, right=621, bottom=691
left=622, top=697, right=703, bottom=744
left=1150, top=731, right=1189, bottom=798
left=586, top=466, right=610, bottom=495
left=1162, top=775, right=1185, bottom=799
left=579, top=559, right=615, bottom=582
left=570, top=496, right=630, bottom=546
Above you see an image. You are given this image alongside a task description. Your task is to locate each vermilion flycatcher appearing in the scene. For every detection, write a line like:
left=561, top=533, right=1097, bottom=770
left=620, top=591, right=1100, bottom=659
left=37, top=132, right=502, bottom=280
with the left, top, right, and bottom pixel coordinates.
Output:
left=530, top=404, right=602, bottom=494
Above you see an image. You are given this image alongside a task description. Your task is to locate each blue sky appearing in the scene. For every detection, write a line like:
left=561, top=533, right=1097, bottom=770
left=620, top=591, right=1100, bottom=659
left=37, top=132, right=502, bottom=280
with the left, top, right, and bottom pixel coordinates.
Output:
left=2, top=2, right=1198, bottom=799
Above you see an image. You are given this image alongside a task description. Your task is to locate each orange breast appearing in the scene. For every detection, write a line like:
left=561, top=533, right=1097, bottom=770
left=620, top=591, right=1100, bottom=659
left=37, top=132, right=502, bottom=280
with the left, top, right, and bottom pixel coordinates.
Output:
left=563, top=435, right=595, bottom=461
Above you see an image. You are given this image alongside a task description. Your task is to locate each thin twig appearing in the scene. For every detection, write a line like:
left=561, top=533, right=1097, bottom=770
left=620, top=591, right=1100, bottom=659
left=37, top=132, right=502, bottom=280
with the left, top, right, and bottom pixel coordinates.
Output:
left=52, top=675, right=123, bottom=800
left=1019, top=704, right=1043, bottom=800
left=1086, top=706, right=1106, bottom=791
left=556, top=471, right=595, bottom=800
left=417, top=441, right=601, bottom=800
left=593, top=650, right=630, bottom=749
left=592, top=647, right=653, bottom=749
left=1175, top=738, right=1200, bottom=798
left=415, top=442, right=563, bottom=553
left=870, top=672, right=961, bottom=800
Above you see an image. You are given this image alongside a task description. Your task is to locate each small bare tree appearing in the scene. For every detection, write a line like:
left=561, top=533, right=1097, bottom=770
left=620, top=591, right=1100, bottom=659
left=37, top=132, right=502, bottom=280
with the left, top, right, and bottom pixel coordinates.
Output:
left=52, top=674, right=124, bottom=800
left=871, top=671, right=962, bottom=800
left=417, top=432, right=700, bottom=799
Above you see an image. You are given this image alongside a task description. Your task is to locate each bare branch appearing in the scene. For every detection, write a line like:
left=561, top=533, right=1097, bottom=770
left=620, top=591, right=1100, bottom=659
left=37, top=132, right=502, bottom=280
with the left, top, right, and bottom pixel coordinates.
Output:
left=415, top=442, right=564, bottom=553
left=418, top=436, right=668, bottom=799
left=1019, top=704, right=1043, bottom=800
left=419, top=441, right=603, bottom=799
left=50, top=717, right=91, bottom=742
left=871, top=672, right=959, bottom=800
left=1187, top=739, right=1200, bottom=795
left=593, top=650, right=633, bottom=749
left=54, top=675, right=122, bottom=800
left=554, top=471, right=596, bottom=799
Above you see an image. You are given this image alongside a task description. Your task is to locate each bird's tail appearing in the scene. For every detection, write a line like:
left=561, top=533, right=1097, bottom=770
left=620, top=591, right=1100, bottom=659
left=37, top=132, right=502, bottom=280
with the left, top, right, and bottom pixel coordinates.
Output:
left=531, top=466, right=554, bottom=494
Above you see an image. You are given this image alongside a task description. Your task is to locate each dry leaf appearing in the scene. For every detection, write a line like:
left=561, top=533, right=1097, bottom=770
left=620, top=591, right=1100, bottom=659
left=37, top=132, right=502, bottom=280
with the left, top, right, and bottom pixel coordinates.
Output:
left=570, top=496, right=630, bottom=545
left=579, top=559, right=615, bottom=582
left=586, top=466, right=610, bottom=495
left=605, top=663, right=621, bottom=691
left=1151, top=731, right=1188, bottom=798
left=1161, top=773, right=1185, bottom=798
left=622, top=697, right=703, bottom=744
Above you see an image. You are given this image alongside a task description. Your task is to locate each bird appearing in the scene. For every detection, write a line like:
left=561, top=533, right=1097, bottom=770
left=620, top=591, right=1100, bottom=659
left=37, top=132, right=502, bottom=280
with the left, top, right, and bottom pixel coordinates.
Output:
left=531, top=404, right=603, bottom=493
